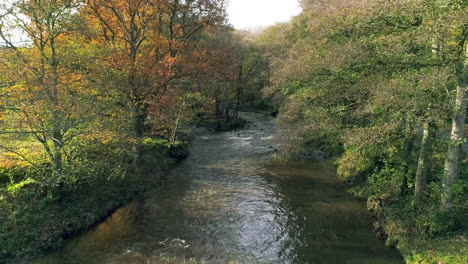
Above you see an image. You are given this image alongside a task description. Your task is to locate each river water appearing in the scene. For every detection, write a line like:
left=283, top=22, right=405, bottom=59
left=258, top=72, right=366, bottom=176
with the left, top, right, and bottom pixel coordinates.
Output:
left=34, top=113, right=402, bottom=264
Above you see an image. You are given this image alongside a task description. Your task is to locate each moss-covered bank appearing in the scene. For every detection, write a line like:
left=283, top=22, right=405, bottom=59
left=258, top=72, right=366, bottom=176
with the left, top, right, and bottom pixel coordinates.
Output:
left=0, top=139, right=189, bottom=264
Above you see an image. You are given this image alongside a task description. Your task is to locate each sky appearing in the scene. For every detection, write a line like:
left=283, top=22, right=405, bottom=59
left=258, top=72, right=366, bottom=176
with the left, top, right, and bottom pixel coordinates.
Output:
left=1, top=0, right=302, bottom=45
left=227, top=0, right=302, bottom=30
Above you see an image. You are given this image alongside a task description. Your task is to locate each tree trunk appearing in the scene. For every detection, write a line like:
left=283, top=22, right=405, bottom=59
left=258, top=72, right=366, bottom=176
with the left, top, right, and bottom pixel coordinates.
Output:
left=171, top=105, right=184, bottom=146
left=441, top=41, right=467, bottom=213
left=52, top=128, right=63, bottom=172
left=171, top=117, right=180, bottom=146
left=224, top=80, right=230, bottom=122
left=50, top=35, right=63, bottom=172
left=213, top=81, right=222, bottom=128
left=441, top=84, right=467, bottom=212
left=133, top=100, right=147, bottom=167
left=401, top=118, right=414, bottom=197
left=235, top=85, right=241, bottom=120
left=414, top=122, right=433, bottom=199
left=235, top=65, right=244, bottom=120
left=134, top=103, right=146, bottom=139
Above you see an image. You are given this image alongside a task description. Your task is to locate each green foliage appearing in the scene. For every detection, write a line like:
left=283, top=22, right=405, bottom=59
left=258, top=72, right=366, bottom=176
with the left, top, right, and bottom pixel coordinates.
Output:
left=0, top=0, right=239, bottom=261
left=0, top=136, right=177, bottom=261
left=6, top=179, right=37, bottom=195
left=142, top=138, right=171, bottom=149
left=263, top=0, right=468, bottom=262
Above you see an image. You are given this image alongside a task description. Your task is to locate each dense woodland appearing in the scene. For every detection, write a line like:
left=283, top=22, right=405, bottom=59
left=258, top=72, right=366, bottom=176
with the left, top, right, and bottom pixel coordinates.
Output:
left=0, top=0, right=467, bottom=263
left=260, top=0, right=467, bottom=262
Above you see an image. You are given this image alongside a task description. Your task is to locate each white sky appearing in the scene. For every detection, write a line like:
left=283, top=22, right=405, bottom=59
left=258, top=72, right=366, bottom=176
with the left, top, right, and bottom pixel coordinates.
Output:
left=227, top=0, right=302, bottom=30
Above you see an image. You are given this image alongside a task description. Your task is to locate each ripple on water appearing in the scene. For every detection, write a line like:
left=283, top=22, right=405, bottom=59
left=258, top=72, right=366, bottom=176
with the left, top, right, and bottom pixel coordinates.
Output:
left=31, top=113, right=402, bottom=264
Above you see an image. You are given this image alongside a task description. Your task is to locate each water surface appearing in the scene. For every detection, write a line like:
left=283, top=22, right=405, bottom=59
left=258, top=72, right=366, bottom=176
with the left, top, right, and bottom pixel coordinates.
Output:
left=34, top=113, right=402, bottom=264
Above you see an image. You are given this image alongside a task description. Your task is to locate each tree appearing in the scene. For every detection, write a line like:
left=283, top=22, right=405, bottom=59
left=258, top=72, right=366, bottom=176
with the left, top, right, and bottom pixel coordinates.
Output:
left=0, top=0, right=91, bottom=172
left=262, top=0, right=467, bottom=236
left=83, top=0, right=226, bottom=163
left=442, top=25, right=467, bottom=213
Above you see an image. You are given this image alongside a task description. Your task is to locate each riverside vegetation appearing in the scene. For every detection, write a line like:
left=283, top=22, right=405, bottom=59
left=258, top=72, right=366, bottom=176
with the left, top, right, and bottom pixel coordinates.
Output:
left=0, top=0, right=267, bottom=262
left=259, top=0, right=467, bottom=263
left=0, top=0, right=467, bottom=264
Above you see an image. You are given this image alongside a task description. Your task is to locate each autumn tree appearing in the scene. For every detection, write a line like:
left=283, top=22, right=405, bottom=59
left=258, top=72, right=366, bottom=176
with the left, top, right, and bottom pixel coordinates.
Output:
left=82, top=0, right=226, bottom=163
left=0, top=0, right=95, bottom=173
left=188, top=28, right=269, bottom=127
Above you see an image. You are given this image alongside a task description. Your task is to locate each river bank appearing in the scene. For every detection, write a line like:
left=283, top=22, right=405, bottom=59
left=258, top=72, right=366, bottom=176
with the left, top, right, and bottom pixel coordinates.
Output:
left=367, top=198, right=467, bottom=264
left=296, top=146, right=467, bottom=264
left=0, top=139, right=188, bottom=264
left=291, top=138, right=468, bottom=263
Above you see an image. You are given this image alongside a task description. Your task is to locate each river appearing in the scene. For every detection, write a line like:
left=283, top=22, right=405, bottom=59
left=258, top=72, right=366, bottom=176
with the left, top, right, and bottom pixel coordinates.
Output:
left=33, top=113, right=402, bottom=264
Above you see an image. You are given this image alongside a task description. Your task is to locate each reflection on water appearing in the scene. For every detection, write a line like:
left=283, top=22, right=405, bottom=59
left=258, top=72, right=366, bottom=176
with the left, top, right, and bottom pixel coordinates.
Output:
left=33, top=113, right=402, bottom=264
